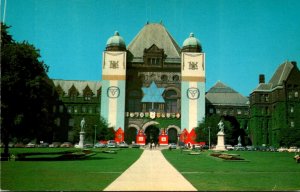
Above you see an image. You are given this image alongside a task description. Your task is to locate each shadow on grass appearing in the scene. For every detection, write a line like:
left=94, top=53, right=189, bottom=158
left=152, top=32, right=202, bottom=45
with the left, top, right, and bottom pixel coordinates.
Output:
left=16, top=156, right=113, bottom=161
left=14, top=150, right=114, bottom=161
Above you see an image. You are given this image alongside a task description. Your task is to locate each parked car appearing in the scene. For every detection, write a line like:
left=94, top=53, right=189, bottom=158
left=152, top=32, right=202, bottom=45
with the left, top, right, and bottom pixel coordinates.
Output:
left=38, top=143, right=49, bottom=148
left=25, top=143, right=36, bottom=148
left=278, top=147, right=288, bottom=152
left=234, top=145, right=245, bottom=151
left=131, top=144, right=140, bottom=148
left=225, top=145, right=234, bottom=151
left=94, top=143, right=106, bottom=148
left=60, top=142, right=73, bottom=148
left=169, top=143, right=177, bottom=149
left=49, top=142, right=61, bottom=148
left=14, top=143, right=25, bottom=148
left=288, top=147, right=299, bottom=153
left=268, top=146, right=277, bottom=152
left=246, top=146, right=255, bottom=151
left=107, top=140, right=117, bottom=148
left=84, top=143, right=93, bottom=148
left=118, top=141, right=129, bottom=148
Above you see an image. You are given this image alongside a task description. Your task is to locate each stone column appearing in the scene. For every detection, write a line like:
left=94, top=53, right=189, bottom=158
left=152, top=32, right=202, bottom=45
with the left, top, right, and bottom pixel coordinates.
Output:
left=78, top=131, right=85, bottom=149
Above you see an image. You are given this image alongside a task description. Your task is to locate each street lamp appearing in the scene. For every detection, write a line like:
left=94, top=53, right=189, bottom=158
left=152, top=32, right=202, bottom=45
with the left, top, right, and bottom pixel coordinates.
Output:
left=94, top=125, right=97, bottom=148
left=208, top=127, right=211, bottom=149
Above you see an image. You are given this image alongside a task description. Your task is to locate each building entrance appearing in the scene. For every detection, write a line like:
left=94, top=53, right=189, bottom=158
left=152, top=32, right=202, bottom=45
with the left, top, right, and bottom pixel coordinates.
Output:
left=145, top=125, right=160, bottom=144
left=168, top=128, right=178, bottom=143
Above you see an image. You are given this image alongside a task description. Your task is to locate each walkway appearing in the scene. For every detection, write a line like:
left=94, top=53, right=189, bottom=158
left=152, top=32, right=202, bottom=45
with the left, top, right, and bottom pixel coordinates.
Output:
left=104, top=149, right=197, bottom=191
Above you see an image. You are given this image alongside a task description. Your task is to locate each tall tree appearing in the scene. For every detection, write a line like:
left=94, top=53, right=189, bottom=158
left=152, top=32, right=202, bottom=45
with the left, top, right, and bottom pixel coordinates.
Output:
left=1, top=23, right=57, bottom=159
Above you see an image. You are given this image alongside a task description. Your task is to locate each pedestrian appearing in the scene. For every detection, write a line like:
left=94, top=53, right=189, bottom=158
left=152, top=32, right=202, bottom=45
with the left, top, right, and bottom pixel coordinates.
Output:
left=150, top=142, right=152, bottom=150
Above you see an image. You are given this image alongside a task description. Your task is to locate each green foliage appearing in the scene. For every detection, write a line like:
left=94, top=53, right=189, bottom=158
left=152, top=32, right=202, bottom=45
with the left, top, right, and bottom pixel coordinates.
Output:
left=279, top=128, right=300, bottom=147
left=1, top=23, right=57, bottom=156
left=196, top=114, right=245, bottom=146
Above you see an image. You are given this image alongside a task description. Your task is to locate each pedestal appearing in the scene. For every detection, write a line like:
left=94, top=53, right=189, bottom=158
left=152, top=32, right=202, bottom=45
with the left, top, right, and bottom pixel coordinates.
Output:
left=78, top=131, right=85, bottom=149
left=215, top=131, right=226, bottom=151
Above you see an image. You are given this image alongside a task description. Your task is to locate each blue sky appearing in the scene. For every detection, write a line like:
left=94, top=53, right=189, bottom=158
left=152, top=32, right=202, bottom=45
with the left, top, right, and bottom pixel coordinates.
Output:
left=1, top=0, right=300, bottom=96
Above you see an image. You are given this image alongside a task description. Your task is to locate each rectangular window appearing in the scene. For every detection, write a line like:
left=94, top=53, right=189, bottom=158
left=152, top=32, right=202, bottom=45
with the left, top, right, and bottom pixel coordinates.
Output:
left=68, top=106, right=72, bottom=113
left=74, top=106, right=78, bottom=113
left=59, top=105, right=64, bottom=113
left=209, top=108, right=214, bottom=114
left=82, top=106, right=86, bottom=113
left=55, top=118, right=60, bottom=126
left=291, top=121, right=295, bottom=128
left=89, top=107, right=93, bottom=114
left=237, top=109, right=242, bottom=115
left=68, top=119, right=74, bottom=127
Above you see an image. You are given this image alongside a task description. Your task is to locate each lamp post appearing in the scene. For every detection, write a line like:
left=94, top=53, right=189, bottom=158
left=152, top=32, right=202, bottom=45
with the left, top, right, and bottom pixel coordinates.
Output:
left=94, top=125, right=97, bottom=148
left=208, top=127, right=211, bottom=149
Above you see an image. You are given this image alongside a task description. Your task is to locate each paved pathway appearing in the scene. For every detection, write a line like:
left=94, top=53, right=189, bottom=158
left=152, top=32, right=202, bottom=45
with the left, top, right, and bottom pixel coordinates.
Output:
left=104, top=149, right=197, bottom=191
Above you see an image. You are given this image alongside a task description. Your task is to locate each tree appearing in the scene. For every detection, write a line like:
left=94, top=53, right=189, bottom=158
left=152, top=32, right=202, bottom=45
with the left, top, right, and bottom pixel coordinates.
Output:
left=1, top=23, right=57, bottom=159
left=196, top=114, right=235, bottom=145
left=195, top=114, right=222, bottom=145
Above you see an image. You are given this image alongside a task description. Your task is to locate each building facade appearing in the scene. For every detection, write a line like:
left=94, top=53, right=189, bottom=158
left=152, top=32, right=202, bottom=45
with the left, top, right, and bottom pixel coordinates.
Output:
left=100, top=23, right=206, bottom=145
left=49, top=23, right=299, bottom=147
left=249, top=61, right=300, bottom=147
left=52, top=80, right=101, bottom=142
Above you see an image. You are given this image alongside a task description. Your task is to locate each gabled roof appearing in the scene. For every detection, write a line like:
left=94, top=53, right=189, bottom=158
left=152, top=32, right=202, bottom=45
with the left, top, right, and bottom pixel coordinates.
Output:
left=253, top=61, right=296, bottom=92
left=206, top=81, right=249, bottom=106
left=269, top=61, right=295, bottom=88
left=52, top=79, right=101, bottom=97
left=127, top=23, right=181, bottom=61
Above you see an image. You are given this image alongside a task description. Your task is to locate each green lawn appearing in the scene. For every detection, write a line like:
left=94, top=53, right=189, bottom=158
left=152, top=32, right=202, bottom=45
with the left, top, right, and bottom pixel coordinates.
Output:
left=1, top=148, right=143, bottom=191
left=162, top=150, right=300, bottom=191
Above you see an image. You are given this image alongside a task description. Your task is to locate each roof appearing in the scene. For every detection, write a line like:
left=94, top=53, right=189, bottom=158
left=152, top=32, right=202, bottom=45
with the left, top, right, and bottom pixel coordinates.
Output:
left=182, top=33, right=201, bottom=47
left=206, top=81, right=249, bottom=106
left=106, top=31, right=126, bottom=48
left=127, top=23, right=181, bottom=61
left=269, top=61, right=295, bottom=88
left=52, top=79, right=101, bottom=97
left=253, top=61, right=296, bottom=92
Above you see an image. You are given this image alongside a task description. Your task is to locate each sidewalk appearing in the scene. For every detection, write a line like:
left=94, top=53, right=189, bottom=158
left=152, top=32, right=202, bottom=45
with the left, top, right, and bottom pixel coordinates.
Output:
left=104, top=149, right=197, bottom=191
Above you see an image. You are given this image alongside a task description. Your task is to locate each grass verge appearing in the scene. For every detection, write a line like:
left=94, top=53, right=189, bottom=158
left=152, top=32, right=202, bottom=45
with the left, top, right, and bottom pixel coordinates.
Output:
left=1, top=148, right=143, bottom=191
left=162, top=149, right=300, bottom=191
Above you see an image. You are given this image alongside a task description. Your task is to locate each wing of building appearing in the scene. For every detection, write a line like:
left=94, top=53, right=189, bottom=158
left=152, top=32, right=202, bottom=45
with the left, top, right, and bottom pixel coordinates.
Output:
left=249, top=61, right=300, bottom=146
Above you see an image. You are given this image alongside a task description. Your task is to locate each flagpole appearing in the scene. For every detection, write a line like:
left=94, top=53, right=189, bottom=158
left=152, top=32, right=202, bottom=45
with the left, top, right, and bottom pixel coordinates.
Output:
left=2, top=0, right=7, bottom=23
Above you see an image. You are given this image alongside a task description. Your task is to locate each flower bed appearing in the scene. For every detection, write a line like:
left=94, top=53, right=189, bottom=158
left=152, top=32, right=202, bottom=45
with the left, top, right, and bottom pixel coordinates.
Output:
left=210, top=153, right=244, bottom=160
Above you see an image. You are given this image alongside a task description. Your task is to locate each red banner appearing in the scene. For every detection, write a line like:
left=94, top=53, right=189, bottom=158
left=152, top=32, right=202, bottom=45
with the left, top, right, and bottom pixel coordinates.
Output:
left=136, top=129, right=146, bottom=145
left=115, top=127, right=124, bottom=143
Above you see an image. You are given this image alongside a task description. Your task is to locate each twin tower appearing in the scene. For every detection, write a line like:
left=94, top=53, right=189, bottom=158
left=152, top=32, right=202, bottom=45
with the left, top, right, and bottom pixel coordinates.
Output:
left=100, top=23, right=205, bottom=143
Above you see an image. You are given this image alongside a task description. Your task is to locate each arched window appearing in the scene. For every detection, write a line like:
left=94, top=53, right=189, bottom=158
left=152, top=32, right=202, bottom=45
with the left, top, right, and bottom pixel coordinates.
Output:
left=164, top=89, right=179, bottom=113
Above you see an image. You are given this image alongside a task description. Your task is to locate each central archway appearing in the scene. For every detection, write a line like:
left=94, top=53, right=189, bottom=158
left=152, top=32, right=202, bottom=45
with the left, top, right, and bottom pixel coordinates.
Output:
left=145, top=125, right=160, bottom=144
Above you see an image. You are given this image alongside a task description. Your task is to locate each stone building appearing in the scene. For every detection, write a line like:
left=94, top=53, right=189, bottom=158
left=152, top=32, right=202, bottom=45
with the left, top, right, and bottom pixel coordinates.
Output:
left=249, top=61, right=300, bottom=146
left=52, top=80, right=101, bottom=142
left=206, top=81, right=250, bottom=128
left=101, top=23, right=206, bottom=144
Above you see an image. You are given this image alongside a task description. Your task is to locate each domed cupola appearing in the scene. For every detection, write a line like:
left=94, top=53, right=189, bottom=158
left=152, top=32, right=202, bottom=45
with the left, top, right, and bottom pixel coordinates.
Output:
left=106, top=31, right=126, bottom=51
left=182, top=33, right=202, bottom=52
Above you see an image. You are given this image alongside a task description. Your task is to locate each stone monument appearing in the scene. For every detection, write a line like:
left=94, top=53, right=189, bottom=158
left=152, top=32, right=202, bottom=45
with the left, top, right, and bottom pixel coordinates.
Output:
left=215, top=120, right=226, bottom=151
left=237, top=136, right=242, bottom=147
left=78, top=118, right=86, bottom=149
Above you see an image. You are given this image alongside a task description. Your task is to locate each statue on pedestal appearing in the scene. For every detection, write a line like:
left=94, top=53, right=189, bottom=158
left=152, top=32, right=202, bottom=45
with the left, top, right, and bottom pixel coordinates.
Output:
left=80, top=118, right=85, bottom=132
left=215, top=120, right=226, bottom=151
left=218, top=120, right=224, bottom=133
